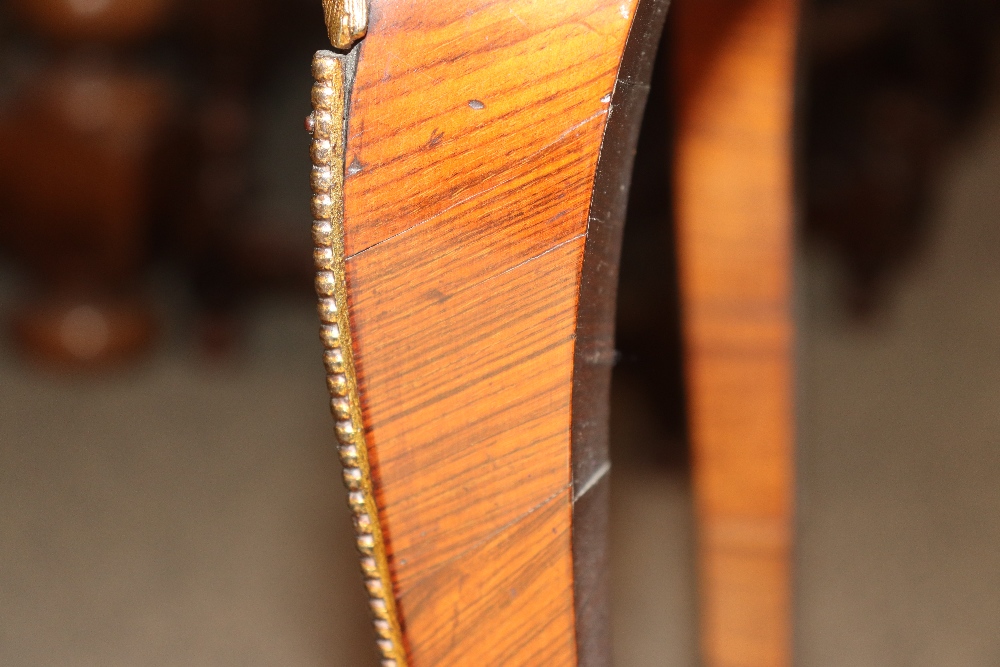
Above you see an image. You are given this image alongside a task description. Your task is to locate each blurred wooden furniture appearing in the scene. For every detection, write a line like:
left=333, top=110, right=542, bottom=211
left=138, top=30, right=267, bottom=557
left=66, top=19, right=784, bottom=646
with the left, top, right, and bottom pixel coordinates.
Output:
left=321, top=0, right=798, bottom=664
left=674, top=0, right=798, bottom=665
left=0, top=0, right=176, bottom=366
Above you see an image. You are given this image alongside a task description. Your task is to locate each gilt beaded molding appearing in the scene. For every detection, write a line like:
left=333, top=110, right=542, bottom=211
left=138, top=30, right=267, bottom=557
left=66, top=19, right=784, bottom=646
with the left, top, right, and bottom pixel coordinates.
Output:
left=308, top=48, right=408, bottom=667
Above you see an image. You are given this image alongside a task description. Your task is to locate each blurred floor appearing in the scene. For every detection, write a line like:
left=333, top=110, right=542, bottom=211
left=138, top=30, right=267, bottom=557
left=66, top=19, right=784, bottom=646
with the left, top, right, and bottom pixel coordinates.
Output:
left=612, top=468, right=697, bottom=667
left=0, top=285, right=700, bottom=666
left=1, top=80, right=999, bottom=667
left=0, top=296, right=378, bottom=666
left=795, top=88, right=1000, bottom=665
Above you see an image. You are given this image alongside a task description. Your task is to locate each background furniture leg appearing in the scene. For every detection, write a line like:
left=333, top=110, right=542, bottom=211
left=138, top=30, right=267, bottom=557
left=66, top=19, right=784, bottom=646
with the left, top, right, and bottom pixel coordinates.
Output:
left=673, top=0, right=799, bottom=664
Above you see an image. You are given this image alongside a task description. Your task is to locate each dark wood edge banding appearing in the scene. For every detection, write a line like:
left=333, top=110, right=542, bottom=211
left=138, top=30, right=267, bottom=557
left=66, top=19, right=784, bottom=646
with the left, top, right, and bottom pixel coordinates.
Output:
left=572, top=1, right=671, bottom=664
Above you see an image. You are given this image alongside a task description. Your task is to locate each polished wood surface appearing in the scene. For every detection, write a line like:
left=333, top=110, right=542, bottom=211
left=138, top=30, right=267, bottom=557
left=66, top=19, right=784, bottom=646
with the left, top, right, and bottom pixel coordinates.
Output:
left=673, top=0, right=799, bottom=665
left=340, top=1, right=641, bottom=663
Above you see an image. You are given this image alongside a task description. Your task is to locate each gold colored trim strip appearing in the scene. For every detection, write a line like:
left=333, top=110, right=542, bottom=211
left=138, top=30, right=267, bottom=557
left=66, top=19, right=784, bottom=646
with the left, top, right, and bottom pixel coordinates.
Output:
left=308, top=50, right=408, bottom=667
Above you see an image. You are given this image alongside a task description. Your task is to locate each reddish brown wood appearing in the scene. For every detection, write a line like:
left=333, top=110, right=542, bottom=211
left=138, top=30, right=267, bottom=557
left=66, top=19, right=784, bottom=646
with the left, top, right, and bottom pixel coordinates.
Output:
left=673, top=0, right=799, bottom=665
left=340, top=1, right=642, bottom=663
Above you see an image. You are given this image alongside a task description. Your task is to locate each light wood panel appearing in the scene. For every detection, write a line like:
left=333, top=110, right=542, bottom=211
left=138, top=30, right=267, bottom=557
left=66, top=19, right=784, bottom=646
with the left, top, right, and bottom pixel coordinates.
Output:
left=340, top=1, right=640, bottom=663
left=673, top=0, right=799, bottom=665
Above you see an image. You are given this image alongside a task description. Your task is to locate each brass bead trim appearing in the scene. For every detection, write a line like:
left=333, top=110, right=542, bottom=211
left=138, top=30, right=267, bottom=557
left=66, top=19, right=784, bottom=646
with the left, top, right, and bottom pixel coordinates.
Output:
left=309, top=49, right=408, bottom=667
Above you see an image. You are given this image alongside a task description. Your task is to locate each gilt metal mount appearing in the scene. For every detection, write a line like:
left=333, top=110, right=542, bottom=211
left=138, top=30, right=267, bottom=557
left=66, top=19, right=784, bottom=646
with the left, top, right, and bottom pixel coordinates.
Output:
left=322, top=0, right=368, bottom=50
left=308, top=48, right=407, bottom=667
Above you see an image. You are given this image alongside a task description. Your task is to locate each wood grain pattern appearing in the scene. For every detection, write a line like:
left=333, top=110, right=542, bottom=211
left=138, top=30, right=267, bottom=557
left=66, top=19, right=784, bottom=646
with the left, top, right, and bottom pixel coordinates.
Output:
left=673, top=0, right=799, bottom=665
left=340, top=1, right=641, bottom=664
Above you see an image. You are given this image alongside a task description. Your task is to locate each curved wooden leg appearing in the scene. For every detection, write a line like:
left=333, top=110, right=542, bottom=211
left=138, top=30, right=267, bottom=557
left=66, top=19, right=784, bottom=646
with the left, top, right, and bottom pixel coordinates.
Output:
left=309, top=1, right=668, bottom=664
left=673, top=1, right=799, bottom=665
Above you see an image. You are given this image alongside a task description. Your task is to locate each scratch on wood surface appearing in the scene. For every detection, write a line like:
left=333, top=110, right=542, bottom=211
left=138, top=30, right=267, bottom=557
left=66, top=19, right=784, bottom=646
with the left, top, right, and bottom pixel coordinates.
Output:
left=453, top=233, right=586, bottom=298
left=574, top=460, right=610, bottom=502
left=388, top=51, right=442, bottom=86
left=346, top=108, right=609, bottom=259
left=403, top=486, right=570, bottom=589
